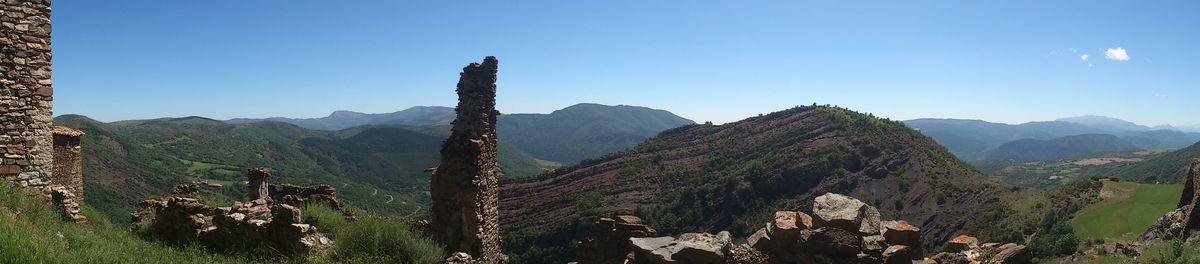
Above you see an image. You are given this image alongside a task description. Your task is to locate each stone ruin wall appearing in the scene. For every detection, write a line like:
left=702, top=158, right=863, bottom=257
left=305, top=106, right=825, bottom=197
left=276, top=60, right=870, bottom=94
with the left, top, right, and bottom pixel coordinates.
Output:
left=51, top=126, right=83, bottom=200
left=430, top=56, right=504, bottom=262
left=1, top=0, right=54, bottom=190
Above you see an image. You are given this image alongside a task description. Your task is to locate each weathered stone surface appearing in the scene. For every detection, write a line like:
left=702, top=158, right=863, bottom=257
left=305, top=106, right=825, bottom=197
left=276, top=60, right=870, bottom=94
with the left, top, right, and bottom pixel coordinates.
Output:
left=747, top=227, right=774, bottom=252
left=812, top=193, right=881, bottom=235
left=769, top=211, right=808, bottom=240
left=671, top=232, right=731, bottom=264
left=989, top=244, right=1031, bottom=264
left=430, top=56, right=504, bottom=263
left=930, top=252, right=969, bottom=264
left=630, top=236, right=680, bottom=263
left=882, top=245, right=916, bottom=264
left=861, top=235, right=887, bottom=253
left=881, top=220, right=922, bottom=258
left=945, top=235, right=979, bottom=253
left=802, top=227, right=861, bottom=257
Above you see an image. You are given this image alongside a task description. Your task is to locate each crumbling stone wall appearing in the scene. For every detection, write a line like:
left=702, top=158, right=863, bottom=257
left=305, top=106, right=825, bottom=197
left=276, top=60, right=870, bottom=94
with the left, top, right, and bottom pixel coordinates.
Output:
left=430, top=56, right=504, bottom=262
left=1, top=0, right=54, bottom=190
left=130, top=169, right=343, bottom=256
left=269, top=183, right=354, bottom=220
left=52, top=126, right=83, bottom=200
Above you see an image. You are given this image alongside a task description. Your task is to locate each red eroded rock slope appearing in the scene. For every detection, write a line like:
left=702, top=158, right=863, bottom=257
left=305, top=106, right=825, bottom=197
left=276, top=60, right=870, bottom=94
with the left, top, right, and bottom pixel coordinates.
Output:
left=499, top=106, right=1011, bottom=257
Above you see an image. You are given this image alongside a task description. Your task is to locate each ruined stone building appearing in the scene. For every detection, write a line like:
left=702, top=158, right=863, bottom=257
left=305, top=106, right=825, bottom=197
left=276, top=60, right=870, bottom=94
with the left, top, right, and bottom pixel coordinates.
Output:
left=1, top=0, right=54, bottom=190
left=52, top=125, right=83, bottom=199
left=430, top=56, right=505, bottom=262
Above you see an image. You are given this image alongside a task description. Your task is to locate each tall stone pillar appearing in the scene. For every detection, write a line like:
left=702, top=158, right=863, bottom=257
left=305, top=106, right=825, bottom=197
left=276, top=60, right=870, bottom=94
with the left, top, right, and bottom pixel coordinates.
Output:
left=1, top=0, right=55, bottom=190
left=430, top=56, right=504, bottom=262
left=247, top=167, right=271, bottom=201
left=51, top=126, right=83, bottom=200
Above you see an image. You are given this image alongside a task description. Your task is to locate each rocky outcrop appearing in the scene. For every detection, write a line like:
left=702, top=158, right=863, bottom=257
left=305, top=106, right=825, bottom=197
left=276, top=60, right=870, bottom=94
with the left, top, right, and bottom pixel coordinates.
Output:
left=430, top=56, right=505, bottom=263
left=745, top=193, right=918, bottom=263
left=627, top=232, right=733, bottom=264
left=1139, top=158, right=1200, bottom=243
left=1, top=0, right=55, bottom=192
left=931, top=239, right=1031, bottom=264
left=573, top=192, right=1038, bottom=263
left=813, top=193, right=881, bottom=235
left=576, top=215, right=657, bottom=264
left=570, top=193, right=1035, bottom=263
left=882, top=220, right=922, bottom=258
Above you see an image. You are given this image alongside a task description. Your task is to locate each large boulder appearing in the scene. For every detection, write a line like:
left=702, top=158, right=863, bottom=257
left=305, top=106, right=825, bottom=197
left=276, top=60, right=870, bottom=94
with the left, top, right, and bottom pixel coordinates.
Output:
left=882, top=245, right=917, bottom=264
left=861, top=235, right=887, bottom=253
left=768, top=211, right=811, bottom=240
left=989, top=244, right=1031, bottom=264
left=747, top=226, right=775, bottom=252
left=945, top=235, right=979, bottom=253
left=628, top=232, right=733, bottom=264
left=802, top=227, right=862, bottom=256
left=812, top=193, right=881, bottom=235
left=881, top=220, right=922, bottom=258
left=630, top=237, right=680, bottom=263
left=672, top=232, right=732, bottom=264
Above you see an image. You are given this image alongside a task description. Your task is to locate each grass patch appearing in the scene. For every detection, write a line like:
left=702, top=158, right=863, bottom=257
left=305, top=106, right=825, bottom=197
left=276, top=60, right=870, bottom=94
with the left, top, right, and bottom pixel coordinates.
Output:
left=1070, top=181, right=1183, bottom=240
left=0, top=182, right=445, bottom=263
left=0, top=182, right=249, bottom=263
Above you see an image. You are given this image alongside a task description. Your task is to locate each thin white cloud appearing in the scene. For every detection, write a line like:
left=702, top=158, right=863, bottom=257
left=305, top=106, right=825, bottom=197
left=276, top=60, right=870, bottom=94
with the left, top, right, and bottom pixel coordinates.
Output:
left=1080, top=54, right=1089, bottom=61
left=1105, top=47, right=1130, bottom=61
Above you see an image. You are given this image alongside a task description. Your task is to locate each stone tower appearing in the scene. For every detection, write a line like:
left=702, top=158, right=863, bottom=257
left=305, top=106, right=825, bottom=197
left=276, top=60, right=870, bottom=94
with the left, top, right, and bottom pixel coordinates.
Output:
left=51, top=126, right=83, bottom=200
left=430, top=56, right=504, bottom=262
left=1, top=0, right=54, bottom=190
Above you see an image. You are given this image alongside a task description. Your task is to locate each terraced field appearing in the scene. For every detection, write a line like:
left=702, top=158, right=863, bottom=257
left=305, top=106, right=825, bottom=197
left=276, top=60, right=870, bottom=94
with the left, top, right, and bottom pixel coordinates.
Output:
left=1070, top=180, right=1183, bottom=240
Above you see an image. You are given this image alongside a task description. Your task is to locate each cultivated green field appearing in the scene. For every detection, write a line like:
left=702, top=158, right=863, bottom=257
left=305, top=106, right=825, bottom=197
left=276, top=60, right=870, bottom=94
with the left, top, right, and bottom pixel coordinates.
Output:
left=1070, top=180, right=1183, bottom=240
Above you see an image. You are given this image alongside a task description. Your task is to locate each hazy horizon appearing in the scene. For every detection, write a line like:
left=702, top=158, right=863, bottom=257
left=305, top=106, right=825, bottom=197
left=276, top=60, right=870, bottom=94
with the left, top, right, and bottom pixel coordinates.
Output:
left=52, top=1, right=1199, bottom=126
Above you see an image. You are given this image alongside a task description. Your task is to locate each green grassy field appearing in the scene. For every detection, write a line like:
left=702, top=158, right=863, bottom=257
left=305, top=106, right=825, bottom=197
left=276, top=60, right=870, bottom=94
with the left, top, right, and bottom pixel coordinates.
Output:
left=1070, top=180, right=1183, bottom=240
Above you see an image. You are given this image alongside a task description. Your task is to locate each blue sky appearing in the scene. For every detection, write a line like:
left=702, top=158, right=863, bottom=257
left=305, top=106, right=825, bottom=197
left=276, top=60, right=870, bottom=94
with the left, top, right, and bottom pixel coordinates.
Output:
left=52, top=1, right=1198, bottom=126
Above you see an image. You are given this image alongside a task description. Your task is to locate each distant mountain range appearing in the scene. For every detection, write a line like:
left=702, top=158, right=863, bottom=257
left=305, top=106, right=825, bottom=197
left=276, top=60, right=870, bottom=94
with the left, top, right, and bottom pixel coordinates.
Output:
left=227, top=106, right=456, bottom=130
left=982, top=134, right=1139, bottom=161
left=906, top=116, right=1200, bottom=161
left=497, top=103, right=695, bottom=164
left=229, top=103, right=695, bottom=164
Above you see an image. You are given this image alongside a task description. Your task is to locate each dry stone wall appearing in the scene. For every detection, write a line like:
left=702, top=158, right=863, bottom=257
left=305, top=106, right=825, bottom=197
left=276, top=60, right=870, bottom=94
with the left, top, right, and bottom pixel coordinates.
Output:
left=430, top=56, right=505, bottom=263
left=51, top=125, right=82, bottom=199
left=1, top=0, right=54, bottom=190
